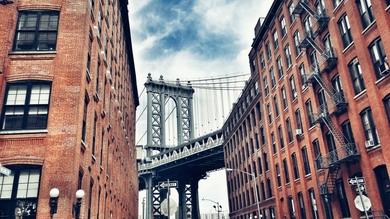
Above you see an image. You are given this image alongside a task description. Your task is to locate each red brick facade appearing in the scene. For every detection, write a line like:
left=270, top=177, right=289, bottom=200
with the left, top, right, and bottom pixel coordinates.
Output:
left=0, top=0, right=139, bottom=218
left=223, top=0, right=390, bottom=219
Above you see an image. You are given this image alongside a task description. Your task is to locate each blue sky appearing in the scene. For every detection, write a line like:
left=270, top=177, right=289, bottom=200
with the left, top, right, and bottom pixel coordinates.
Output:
left=128, top=0, right=273, bottom=215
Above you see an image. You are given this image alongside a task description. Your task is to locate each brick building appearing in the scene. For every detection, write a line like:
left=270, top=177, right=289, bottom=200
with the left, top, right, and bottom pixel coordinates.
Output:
left=0, top=0, right=139, bottom=218
left=223, top=0, right=390, bottom=218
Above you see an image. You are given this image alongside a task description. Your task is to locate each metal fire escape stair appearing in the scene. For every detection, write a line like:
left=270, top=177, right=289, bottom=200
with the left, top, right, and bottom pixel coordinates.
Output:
left=293, top=0, right=336, bottom=72
left=319, top=165, right=339, bottom=196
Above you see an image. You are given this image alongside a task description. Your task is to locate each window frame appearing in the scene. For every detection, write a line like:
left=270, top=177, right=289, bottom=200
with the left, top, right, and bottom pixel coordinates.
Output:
left=368, top=38, right=388, bottom=79
left=348, top=58, right=366, bottom=94
left=356, top=0, right=375, bottom=30
left=0, top=166, right=42, bottom=219
left=338, top=14, right=354, bottom=48
left=360, top=107, right=379, bottom=145
left=1, top=82, right=51, bottom=131
left=13, top=10, right=60, bottom=51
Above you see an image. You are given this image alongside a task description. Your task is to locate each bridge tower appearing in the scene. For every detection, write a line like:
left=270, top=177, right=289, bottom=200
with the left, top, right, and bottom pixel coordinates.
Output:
left=145, top=73, right=195, bottom=152
left=142, top=73, right=197, bottom=219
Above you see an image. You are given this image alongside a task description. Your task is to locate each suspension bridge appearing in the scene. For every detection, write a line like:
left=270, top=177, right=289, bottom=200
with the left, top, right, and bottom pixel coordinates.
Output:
left=137, top=73, right=251, bottom=219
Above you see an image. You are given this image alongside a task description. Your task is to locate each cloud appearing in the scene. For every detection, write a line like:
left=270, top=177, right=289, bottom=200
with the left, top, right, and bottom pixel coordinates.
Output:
left=129, top=0, right=274, bottom=214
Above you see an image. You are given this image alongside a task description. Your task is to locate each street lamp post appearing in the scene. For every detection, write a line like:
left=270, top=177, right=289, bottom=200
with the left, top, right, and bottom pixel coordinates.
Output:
left=202, top=197, right=222, bottom=219
left=226, top=168, right=261, bottom=219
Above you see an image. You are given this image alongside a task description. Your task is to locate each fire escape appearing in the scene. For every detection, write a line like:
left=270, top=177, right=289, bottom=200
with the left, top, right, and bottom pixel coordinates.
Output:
left=293, top=0, right=360, bottom=197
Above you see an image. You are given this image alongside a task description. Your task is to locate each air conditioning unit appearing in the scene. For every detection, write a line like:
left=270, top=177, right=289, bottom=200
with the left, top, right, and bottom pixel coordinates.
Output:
left=379, top=63, right=390, bottom=75
left=365, top=140, right=375, bottom=148
left=295, top=129, right=302, bottom=136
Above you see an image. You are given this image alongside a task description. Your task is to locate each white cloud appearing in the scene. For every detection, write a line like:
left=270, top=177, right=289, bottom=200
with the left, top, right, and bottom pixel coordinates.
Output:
left=130, top=0, right=274, bottom=215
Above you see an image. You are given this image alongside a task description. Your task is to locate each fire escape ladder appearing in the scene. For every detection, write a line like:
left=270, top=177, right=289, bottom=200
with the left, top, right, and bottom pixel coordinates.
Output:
left=299, top=1, right=316, bottom=17
left=319, top=165, right=339, bottom=196
left=311, top=67, right=334, bottom=98
left=322, top=118, right=345, bottom=148
left=293, top=0, right=330, bottom=33
left=307, top=63, right=346, bottom=114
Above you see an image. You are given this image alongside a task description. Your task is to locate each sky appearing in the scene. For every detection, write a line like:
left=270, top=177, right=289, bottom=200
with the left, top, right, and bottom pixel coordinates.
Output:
left=128, top=0, right=274, bottom=216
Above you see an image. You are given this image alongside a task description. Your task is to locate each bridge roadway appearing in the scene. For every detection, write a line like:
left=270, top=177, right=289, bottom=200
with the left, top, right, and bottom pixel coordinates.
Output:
left=138, top=130, right=225, bottom=190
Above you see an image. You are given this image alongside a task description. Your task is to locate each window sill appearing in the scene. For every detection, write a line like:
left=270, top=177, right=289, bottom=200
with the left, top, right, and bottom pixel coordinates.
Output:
left=9, top=51, right=56, bottom=60
left=341, top=42, right=354, bottom=54
left=0, top=129, right=48, bottom=135
left=362, top=20, right=376, bottom=35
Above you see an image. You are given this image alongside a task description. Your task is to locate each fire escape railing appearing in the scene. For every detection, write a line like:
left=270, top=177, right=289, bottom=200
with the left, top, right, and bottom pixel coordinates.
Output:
left=294, top=0, right=361, bottom=196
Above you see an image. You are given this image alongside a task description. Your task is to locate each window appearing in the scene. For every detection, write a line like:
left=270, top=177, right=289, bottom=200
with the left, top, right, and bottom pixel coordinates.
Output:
left=360, top=107, right=379, bottom=145
left=341, top=120, right=355, bottom=144
left=270, top=67, right=276, bottom=88
left=281, top=86, right=288, bottom=109
left=288, top=2, right=296, bottom=24
left=287, top=118, right=293, bottom=142
left=369, top=38, right=388, bottom=79
left=264, top=152, right=269, bottom=171
left=293, top=30, right=301, bottom=56
left=326, top=131, right=337, bottom=155
left=274, top=95, right=280, bottom=117
left=270, top=206, right=276, bottom=219
left=333, top=0, right=343, bottom=8
left=285, top=44, right=293, bottom=68
left=383, top=95, right=390, bottom=124
left=336, top=179, right=351, bottom=217
left=323, top=34, right=334, bottom=58
left=266, top=41, right=272, bottom=60
left=313, top=139, right=322, bottom=170
left=338, top=14, right=354, bottom=48
left=260, top=52, right=265, bottom=70
left=82, top=94, right=90, bottom=142
left=290, top=76, right=297, bottom=100
left=260, top=126, right=266, bottom=145
left=303, top=15, right=313, bottom=37
left=278, top=125, right=285, bottom=149
left=0, top=166, right=41, bottom=219
left=267, top=103, right=273, bottom=124
left=273, top=29, right=279, bottom=49
left=316, top=0, right=326, bottom=15
left=309, top=188, right=319, bottom=219
left=288, top=196, right=296, bottom=218
left=306, top=99, right=315, bottom=127
left=299, top=63, right=307, bottom=89
left=13, top=11, right=59, bottom=51
left=92, top=113, right=97, bottom=156
left=295, top=109, right=303, bottom=132
left=276, top=163, right=281, bottom=187
left=88, top=179, right=94, bottom=219
left=332, top=74, right=344, bottom=103
left=1, top=82, right=51, bottom=130
left=357, top=0, right=375, bottom=29
left=256, top=102, right=262, bottom=121
left=89, top=0, right=95, bottom=13
left=348, top=58, right=366, bottom=94
left=298, top=192, right=307, bottom=219
left=258, top=157, right=263, bottom=175
left=280, top=16, right=287, bottom=37
left=301, top=146, right=311, bottom=175
left=261, top=182, right=266, bottom=201
left=276, top=56, right=284, bottom=79
left=387, top=0, right=390, bottom=6
left=271, top=132, right=277, bottom=154
left=309, top=51, right=319, bottom=71
left=267, top=178, right=273, bottom=198
left=292, top=153, right=300, bottom=180
left=264, top=76, right=269, bottom=96
left=283, top=158, right=290, bottom=184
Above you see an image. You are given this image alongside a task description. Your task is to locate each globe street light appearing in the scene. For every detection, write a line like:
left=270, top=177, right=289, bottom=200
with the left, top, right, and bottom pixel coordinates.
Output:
left=202, top=197, right=222, bottom=219
left=226, top=168, right=261, bottom=219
